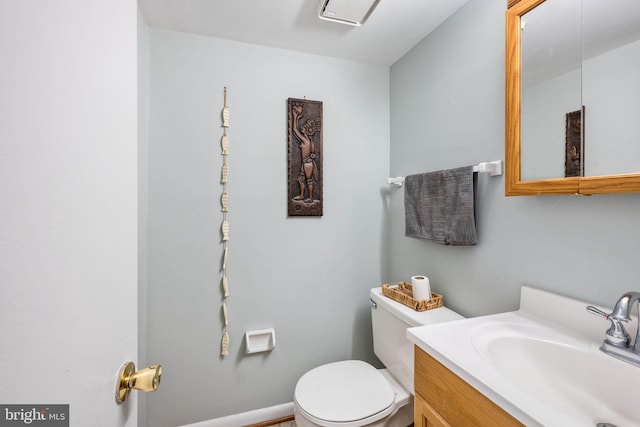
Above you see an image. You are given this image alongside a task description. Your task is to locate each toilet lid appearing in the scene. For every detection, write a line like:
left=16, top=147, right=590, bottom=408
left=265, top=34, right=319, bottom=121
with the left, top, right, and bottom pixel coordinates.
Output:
left=294, top=360, right=395, bottom=423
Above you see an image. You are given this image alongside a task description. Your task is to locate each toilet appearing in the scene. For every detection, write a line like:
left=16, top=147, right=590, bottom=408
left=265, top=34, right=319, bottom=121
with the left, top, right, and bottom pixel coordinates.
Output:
left=294, top=286, right=463, bottom=427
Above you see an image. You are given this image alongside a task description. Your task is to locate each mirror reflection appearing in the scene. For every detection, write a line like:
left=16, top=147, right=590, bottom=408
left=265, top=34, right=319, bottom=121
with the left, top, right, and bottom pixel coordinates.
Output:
left=520, top=0, right=640, bottom=181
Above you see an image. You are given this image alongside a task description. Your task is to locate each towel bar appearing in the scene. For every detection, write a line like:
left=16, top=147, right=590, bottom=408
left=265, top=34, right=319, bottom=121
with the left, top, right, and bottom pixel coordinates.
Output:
left=387, top=160, right=502, bottom=187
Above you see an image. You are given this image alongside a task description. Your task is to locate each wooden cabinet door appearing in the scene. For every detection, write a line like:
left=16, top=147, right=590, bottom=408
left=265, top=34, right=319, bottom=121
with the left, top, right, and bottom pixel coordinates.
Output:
left=414, top=346, right=524, bottom=427
left=414, top=392, right=451, bottom=427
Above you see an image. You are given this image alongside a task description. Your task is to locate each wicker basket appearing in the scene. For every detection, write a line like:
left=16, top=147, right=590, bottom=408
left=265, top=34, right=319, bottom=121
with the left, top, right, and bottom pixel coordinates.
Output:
left=381, top=282, right=443, bottom=312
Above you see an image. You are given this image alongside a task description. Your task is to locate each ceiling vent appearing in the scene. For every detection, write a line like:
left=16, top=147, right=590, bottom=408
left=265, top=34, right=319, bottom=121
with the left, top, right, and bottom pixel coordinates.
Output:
left=316, top=0, right=382, bottom=26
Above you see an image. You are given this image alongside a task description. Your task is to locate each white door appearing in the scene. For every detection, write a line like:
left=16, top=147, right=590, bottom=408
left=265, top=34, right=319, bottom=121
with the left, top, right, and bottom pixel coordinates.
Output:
left=0, top=1, right=139, bottom=426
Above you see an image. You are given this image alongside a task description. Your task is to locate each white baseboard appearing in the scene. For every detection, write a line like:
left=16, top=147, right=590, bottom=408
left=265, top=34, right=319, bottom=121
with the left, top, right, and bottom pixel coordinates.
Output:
left=178, top=402, right=294, bottom=427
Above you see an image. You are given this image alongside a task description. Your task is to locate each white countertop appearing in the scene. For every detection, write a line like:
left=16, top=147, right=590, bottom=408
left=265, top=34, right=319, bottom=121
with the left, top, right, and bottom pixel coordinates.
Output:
left=406, top=286, right=639, bottom=427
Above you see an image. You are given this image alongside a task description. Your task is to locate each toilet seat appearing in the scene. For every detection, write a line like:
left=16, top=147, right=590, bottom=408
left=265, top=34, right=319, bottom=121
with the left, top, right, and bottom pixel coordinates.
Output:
left=294, top=360, right=396, bottom=426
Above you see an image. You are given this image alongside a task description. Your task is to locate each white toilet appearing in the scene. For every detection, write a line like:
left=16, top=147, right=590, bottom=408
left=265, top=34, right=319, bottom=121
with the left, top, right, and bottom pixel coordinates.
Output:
left=294, top=287, right=463, bottom=427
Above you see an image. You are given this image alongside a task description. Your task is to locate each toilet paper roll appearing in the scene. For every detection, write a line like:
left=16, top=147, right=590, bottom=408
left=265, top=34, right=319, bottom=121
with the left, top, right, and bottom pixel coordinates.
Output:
left=411, top=275, right=431, bottom=301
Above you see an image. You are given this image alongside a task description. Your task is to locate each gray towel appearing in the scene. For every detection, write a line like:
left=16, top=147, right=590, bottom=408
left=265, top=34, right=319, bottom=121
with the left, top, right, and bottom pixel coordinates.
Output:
left=404, top=166, right=477, bottom=246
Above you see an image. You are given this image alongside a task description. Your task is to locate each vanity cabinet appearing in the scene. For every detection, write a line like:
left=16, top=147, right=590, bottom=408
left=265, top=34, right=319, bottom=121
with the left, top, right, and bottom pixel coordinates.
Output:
left=414, top=346, right=523, bottom=427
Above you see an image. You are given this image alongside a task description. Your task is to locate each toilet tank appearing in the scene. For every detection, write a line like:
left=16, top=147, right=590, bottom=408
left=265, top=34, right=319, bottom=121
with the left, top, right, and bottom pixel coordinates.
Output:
left=369, top=287, right=463, bottom=393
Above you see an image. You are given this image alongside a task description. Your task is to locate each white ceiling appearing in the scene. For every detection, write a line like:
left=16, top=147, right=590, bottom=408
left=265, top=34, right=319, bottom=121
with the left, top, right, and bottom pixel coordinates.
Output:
left=137, top=0, right=470, bottom=66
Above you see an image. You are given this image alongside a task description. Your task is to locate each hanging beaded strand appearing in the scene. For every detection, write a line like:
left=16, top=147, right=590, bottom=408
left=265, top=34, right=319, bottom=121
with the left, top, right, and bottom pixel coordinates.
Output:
left=220, top=87, right=230, bottom=356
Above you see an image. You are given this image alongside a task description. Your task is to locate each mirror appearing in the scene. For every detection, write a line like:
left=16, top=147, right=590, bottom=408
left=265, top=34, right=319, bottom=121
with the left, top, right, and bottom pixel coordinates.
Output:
left=582, top=0, right=640, bottom=177
left=505, top=0, right=640, bottom=195
left=520, top=0, right=582, bottom=181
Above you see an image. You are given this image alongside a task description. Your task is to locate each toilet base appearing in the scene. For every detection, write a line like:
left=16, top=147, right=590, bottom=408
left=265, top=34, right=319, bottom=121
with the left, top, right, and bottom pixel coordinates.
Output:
left=294, top=397, right=413, bottom=427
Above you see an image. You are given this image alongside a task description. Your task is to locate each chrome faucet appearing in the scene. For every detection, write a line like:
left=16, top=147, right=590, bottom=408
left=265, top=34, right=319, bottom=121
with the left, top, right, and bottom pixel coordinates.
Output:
left=587, top=291, right=640, bottom=367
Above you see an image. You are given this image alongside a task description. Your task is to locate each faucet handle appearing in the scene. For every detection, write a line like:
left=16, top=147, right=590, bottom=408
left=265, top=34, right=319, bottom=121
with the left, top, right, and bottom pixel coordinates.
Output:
left=587, top=305, right=611, bottom=319
left=587, top=305, right=631, bottom=348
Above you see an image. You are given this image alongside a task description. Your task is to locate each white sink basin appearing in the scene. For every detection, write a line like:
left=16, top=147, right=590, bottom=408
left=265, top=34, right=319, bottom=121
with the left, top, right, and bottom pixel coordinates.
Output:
left=407, top=286, right=640, bottom=427
left=472, top=321, right=640, bottom=426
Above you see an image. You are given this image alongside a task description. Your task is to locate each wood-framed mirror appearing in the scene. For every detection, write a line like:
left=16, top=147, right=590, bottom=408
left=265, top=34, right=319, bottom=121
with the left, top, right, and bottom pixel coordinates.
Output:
left=505, top=0, right=640, bottom=195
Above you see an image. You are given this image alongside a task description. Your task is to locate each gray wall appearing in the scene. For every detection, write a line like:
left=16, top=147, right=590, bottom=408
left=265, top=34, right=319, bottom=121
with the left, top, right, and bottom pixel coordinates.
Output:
left=389, top=0, right=640, bottom=317
left=142, top=0, right=640, bottom=425
left=143, top=29, right=389, bottom=426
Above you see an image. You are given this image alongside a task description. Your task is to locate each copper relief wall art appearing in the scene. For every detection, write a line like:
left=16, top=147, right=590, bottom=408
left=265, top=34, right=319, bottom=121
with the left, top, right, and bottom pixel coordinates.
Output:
left=288, top=98, right=323, bottom=216
left=565, top=107, right=584, bottom=178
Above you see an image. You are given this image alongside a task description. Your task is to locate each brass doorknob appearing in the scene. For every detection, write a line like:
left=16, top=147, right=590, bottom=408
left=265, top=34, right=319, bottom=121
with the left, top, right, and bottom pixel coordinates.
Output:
left=116, top=362, right=162, bottom=403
